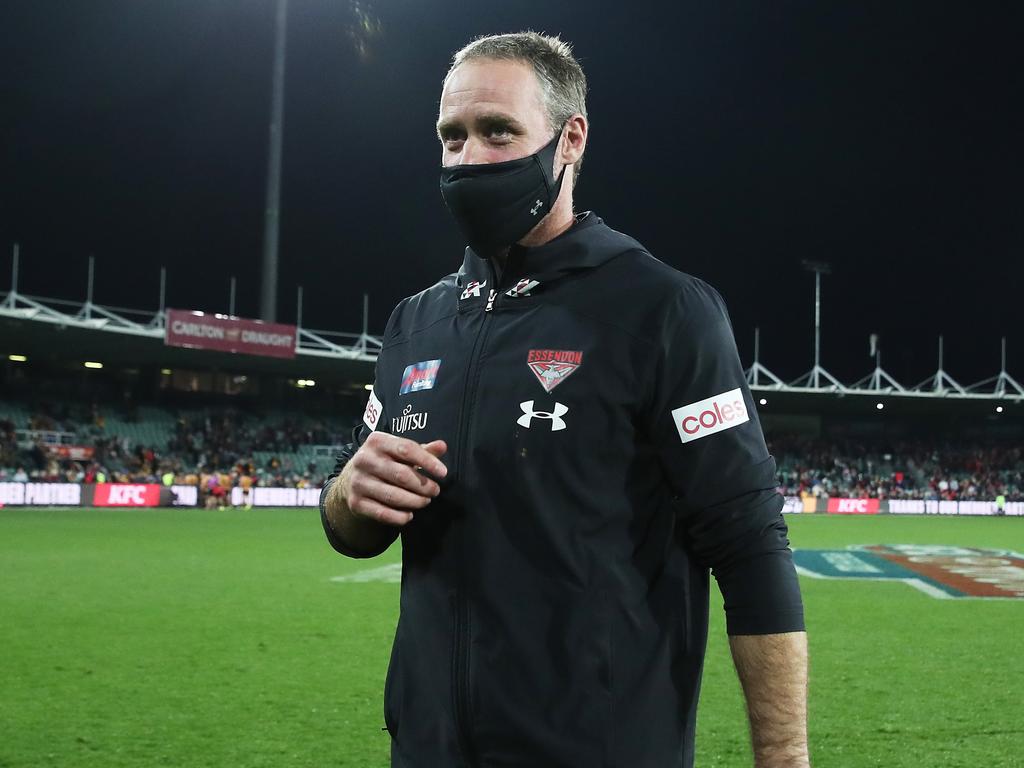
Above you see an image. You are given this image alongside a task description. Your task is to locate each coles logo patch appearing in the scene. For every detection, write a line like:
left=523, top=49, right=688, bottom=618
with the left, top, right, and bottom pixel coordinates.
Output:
left=794, top=545, right=1024, bottom=599
left=527, top=349, right=582, bottom=393
left=400, top=359, right=441, bottom=395
left=671, top=387, right=749, bottom=443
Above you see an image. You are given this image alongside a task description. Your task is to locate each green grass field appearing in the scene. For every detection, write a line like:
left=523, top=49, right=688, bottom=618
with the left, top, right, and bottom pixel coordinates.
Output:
left=1, top=509, right=1022, bottom=767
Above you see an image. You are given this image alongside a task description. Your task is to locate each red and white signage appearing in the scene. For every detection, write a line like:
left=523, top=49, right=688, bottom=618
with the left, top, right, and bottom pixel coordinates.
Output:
left=671, top=387, right=749, bottom=444
left=229, top=486, right=321, bottom=507
left=0, top=483, right=82, bottom=506
left=92, top=483, right=163, bottom=507
left=827, top=497, right=881, bottom=514
left=47, top=445, right=96, bottom=461
left=165, top=309, right=296, bottom=359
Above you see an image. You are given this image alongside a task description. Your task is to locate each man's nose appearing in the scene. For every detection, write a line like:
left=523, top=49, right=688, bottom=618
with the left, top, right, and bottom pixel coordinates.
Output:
left=457, top=137, right=488, bottom=166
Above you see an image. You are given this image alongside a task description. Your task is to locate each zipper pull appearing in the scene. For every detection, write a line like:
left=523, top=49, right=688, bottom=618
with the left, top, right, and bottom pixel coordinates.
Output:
left=485, top=289, right=497, bottom=312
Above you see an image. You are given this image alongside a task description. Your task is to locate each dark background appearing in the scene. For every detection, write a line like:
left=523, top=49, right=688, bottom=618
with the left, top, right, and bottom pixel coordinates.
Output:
left=2, top=1, right=1021, bottom=385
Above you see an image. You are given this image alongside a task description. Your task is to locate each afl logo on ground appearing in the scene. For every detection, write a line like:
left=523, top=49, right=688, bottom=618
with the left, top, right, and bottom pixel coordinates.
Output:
left=794, top=545, right=1024, bottom=599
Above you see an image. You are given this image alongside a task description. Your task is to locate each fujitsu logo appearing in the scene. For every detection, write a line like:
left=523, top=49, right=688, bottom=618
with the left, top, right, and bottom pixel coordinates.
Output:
left=670, top=387, right=749, bottom=444
left=392, top=404, right=428, bottom=434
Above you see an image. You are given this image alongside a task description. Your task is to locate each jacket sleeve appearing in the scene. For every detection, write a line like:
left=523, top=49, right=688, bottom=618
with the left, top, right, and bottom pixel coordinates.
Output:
left=319, top=381, right=387, bottom=558
left=645, top=277, right=804, bottom=636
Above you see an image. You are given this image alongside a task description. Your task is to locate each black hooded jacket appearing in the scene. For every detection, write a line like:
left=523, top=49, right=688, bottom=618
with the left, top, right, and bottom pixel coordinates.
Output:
left=321, top=213, right=804, bottom=767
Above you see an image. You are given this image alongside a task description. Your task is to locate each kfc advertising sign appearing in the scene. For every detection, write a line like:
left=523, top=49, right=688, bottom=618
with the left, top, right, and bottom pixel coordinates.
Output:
left=165, top=309, right=296, bottom=359
left=92, top=483, right=163, bottom=507
left=827, top=498, right=881, bottom=514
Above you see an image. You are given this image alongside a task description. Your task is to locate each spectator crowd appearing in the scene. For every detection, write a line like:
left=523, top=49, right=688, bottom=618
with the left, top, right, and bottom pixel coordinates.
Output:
left=768, top=433, right=1024, bottom=502
left=1, top=405, right=352, bottom=505
left=3, top=404, right=1023, bottom=502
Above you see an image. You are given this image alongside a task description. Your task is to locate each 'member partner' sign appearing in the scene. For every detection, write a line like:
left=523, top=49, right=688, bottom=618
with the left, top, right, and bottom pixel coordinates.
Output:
left=165, top=309, right=296, bottom=359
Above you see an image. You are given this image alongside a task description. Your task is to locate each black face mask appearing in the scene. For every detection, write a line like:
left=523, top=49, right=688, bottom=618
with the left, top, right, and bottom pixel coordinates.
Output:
left=439, top=128, right=567, bottom=257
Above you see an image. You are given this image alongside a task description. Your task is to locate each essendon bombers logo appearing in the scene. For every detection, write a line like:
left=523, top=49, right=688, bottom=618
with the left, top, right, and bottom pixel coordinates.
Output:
left=527, top=349, right=582, bottom=393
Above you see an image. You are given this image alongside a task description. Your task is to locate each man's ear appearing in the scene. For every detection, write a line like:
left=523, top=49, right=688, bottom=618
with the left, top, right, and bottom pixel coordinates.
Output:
left=560, top=114, right=588, bottom=166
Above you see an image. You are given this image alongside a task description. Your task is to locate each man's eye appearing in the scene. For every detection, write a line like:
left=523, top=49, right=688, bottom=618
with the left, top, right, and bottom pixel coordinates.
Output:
left=488, top=128, right=512, bottom=141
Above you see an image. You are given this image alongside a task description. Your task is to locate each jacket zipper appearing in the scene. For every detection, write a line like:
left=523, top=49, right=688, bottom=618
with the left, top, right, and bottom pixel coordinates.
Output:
left=452, top=279, right=500, bottom=767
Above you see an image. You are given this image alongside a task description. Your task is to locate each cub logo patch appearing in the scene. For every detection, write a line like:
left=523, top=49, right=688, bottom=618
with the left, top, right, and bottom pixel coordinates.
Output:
left=527, top=349, right=582, bottom=393
left=400, top=359, right=441, bottom=395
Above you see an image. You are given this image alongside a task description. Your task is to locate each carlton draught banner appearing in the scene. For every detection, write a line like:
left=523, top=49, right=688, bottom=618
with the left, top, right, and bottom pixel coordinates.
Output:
left=165, top=309, right=297, bottom=359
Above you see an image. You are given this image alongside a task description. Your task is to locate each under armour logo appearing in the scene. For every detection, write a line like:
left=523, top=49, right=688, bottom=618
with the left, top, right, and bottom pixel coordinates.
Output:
left=517, top=400, right=568, bottom=431
left=530, top=199, right=543, bottom=216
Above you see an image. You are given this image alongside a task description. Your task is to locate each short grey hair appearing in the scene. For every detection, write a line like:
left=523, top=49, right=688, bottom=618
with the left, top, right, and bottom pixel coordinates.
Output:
left=446, top=31, right=589, bottom=181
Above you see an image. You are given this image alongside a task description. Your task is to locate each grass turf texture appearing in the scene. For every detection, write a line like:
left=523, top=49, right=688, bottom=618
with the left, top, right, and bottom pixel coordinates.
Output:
left=1, top=510, right=1021, bottom=767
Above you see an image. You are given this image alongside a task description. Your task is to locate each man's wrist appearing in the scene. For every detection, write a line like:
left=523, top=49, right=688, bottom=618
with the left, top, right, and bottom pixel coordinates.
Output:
left=754, top=745, right=810, bottom=768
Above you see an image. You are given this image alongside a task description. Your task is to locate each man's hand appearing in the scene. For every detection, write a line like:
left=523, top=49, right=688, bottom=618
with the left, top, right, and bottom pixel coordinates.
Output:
left=324, top=433, right=447, bottom=555
left=729, top=631, right=810, bottom=768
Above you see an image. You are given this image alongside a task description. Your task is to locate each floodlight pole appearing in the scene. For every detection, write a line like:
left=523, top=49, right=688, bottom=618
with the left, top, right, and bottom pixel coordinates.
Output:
left=790, top=260, right=844, bottom=391
left=229, top=276, right=237, bottom=316
left=965, top=336, right=1024, bottom=397
left=913, top=335, right=966, bottom=394
left=296, top=284, right=303, bottom=328
left=85, top=255, right=95, bottom=320
left=812, top=270, right=821, bottom=375
left=260, top=0, right=289, bottom=323
left=6, top=243, right=18, bottom=308
left=851, top=338, right=906, bottom=392
left=159, top=267, right=166, bottom=314
left=745, top=326, right=785, bottom=388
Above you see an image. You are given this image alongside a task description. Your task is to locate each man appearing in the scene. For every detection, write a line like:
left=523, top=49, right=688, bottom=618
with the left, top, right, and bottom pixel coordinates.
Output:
left=322, top=32, right=808, bottom=768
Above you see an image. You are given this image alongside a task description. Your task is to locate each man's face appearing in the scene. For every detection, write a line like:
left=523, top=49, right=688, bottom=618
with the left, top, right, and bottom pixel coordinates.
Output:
left=437, top=58, right=554, bottom=168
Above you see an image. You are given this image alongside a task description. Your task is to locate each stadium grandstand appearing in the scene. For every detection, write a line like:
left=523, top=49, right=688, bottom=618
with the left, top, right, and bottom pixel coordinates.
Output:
left=1, top=255, right=1021, bottom=512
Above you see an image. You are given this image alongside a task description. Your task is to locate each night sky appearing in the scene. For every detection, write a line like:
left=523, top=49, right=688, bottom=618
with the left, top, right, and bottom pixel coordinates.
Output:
left=2, top=1, right=1021, bottom=386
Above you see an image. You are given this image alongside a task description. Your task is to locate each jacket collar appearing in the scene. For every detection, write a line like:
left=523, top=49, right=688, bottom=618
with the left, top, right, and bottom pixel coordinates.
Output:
left=455, top=212, right=640, bottom=292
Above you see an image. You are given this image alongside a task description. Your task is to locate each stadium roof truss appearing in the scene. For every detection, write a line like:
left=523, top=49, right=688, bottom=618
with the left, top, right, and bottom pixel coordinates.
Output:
left=0, top=289, right=380, bottom=364
left=1, top=246, right=1020, bottom=401
left=745, top=329, right=1023, bottom=402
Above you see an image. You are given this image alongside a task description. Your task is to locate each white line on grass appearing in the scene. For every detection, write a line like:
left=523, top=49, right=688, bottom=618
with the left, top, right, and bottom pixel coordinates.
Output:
left=330, top=563, right=403, bottom=584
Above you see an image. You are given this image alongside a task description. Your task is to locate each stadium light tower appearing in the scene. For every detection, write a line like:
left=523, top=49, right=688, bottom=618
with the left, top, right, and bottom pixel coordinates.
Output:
left=966, top=337, right=1024, bottom=397
left=791, top=260, right=845, bottom=391
left=260, top=0, right=288, bottom=323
